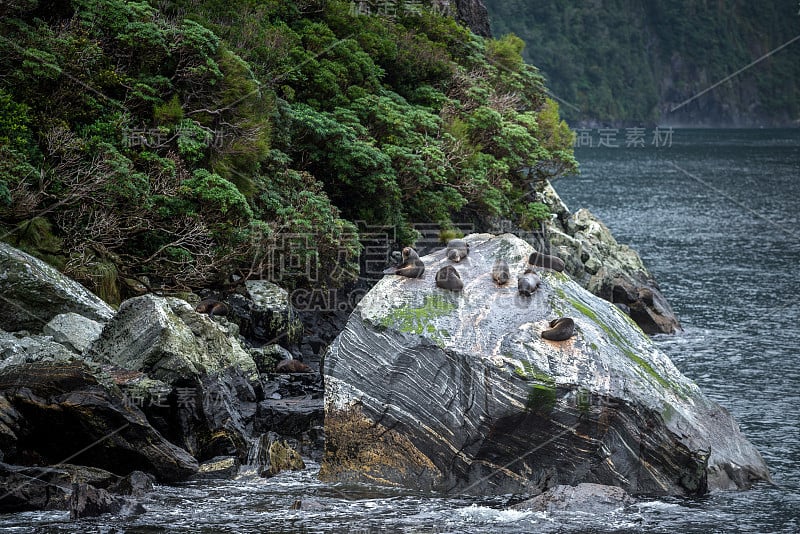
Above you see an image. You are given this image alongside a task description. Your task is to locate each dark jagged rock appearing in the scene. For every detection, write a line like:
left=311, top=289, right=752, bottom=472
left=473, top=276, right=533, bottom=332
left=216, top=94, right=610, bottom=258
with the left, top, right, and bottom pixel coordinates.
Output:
left=114, top=366, right=257, bottom=463
left=256, top=398, right=324, bottom=439
left=0, top=463, right=89, bottom=512
left=540, top=185, right=681, bottom=334
left=0, top=361, right=198, bottom=482
left=108, top=470, right=155, bottom=497
left=0, top=463, right=151, bottom=515
left=69, top=482, right=126, bottom=519
left=511, top=483, right=635, bottom=513
left=196, top=456, right=240, bottom=480
left=0, top=242, right=114, bottom=332
left=322, top=233, right=769, bottom=496
left=227, top=281, right=303, bottom=347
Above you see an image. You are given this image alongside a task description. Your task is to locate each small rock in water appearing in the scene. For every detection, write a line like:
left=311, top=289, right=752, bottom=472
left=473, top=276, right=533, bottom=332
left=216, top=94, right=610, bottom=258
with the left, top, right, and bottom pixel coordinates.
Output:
left=511, top=483, right=635, bottom=514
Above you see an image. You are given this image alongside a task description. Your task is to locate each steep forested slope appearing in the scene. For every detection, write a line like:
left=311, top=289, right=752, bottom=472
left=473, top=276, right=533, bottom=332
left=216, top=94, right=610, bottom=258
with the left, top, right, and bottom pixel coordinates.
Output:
left=0, top=0, right=575, bottom=302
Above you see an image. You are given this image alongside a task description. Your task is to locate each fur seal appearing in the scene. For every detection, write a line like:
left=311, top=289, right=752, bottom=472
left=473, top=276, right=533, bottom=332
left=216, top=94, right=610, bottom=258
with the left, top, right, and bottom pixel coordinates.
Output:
left=446, top=239, right=470, bottom=262
left=528, top=251, right=565, bottom=272
left=196, top=298, right=229, bottom=318
left=517, top=271, right=542, bottom=297
left=517, top=271, right=541, bottom=296
left=435, top=265, right=463, bottom=291
left=541, top=317, right=575, bottom=341
left=491, top=258, right=511, bottom=285
left=394, top=247, right=425, bottom=278
left=276, top=359, right=312, bottom=373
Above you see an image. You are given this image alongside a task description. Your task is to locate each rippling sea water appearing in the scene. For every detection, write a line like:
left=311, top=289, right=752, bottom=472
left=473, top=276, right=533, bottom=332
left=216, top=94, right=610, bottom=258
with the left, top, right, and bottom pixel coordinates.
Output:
left=3, top=129, right=798, bottom=533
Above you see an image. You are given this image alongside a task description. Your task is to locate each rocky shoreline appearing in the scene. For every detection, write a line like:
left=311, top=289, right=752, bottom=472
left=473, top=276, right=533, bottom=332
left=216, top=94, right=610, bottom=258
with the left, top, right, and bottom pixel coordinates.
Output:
left=0, top=186, right=765, bottom=519
left=0, top=241, right=323, bottom=517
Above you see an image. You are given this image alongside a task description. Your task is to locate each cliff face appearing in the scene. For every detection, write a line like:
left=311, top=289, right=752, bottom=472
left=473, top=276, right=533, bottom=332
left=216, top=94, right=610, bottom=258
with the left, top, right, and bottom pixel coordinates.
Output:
left=433, top=0, right=492, bottom=37
left=454, top=0, right=492, bottom=37
left=484, top=0, right=800, bottom=126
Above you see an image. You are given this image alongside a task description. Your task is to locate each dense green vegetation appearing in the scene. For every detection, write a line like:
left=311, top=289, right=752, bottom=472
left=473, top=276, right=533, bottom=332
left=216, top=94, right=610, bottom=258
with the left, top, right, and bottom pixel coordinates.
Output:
left=485, top=0, right=800, bottom=125
left=0, top=0, right=576, bottom=302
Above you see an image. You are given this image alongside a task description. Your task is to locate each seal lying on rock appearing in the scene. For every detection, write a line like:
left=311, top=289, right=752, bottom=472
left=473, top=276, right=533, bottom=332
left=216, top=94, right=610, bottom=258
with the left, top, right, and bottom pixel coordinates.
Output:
left=491, top=259, right=510, bottom=285
left=446, top=239, right=470, bottom=262
left=541, top=317, right=575, bottom=341
left=275, top=359, right=312, bottom=373
left=528, top=251, right=565, bottom=272
left=517, top=271, right=541, bottom=296
left=435, top=265, right=463, bottom=291
left=393, top=247, right=425, bottom=278
left=195, top=298, right=229, bottom=318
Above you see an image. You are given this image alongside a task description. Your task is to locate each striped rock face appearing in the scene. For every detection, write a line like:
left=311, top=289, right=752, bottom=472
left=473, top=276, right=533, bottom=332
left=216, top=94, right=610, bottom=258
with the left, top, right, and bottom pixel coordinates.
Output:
left=321, top=233, right=769, bottom=496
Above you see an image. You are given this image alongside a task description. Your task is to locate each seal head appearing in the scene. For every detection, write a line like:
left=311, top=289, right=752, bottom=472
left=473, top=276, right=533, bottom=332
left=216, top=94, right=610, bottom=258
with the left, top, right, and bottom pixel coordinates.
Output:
left=446, top=239, right=470, bottom=262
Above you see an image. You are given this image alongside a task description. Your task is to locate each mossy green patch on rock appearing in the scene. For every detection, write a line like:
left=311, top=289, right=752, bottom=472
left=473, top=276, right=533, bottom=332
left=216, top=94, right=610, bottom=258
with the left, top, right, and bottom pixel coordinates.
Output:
left=567, top=296, right=671, bottom=389
left=379, top=295, right=455, bottom=346
left=514, top=359, right=554, bottom=385
left=514, top=360, right=557, bottom=413
left=527, top=383, right=557, bottom=414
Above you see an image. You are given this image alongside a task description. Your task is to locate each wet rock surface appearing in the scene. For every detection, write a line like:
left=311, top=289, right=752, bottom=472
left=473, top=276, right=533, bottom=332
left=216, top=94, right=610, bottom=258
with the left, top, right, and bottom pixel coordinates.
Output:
left=511, top=483, right=635, bottom=513
left=322, top=233, right=769, bottom=496
left=0, top=361, right=199, bottom=482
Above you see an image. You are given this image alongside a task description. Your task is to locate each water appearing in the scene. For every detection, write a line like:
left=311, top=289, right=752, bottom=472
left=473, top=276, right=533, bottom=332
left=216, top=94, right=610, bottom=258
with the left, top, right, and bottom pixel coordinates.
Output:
left=2, top=129, right=798, bottom=532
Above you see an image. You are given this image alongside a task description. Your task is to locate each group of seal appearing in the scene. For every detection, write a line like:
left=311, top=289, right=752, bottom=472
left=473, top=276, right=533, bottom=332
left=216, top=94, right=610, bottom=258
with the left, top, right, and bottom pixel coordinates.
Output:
left=388, top=240, right=576, bottom=341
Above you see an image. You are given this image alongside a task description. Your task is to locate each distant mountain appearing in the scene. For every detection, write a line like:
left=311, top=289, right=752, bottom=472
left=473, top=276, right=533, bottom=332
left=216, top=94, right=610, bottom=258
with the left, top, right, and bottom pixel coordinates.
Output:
left=484, top=0, right=800, bottom=126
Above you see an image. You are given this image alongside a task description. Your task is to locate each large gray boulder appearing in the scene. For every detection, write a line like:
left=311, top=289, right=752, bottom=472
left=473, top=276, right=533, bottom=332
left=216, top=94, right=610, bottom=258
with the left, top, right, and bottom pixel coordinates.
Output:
left=321, top=233, right=769, bottom=496
left=86, top=295, right=258, bottom=383
left=42, top=312, right=104, bottom=353
left=85, top=295, right=261, bottom=462
left=0, top=242, right=114, bottom=332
